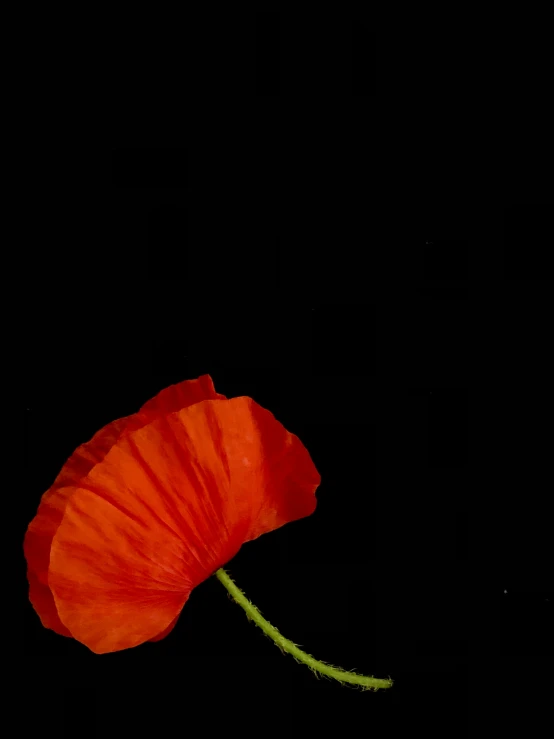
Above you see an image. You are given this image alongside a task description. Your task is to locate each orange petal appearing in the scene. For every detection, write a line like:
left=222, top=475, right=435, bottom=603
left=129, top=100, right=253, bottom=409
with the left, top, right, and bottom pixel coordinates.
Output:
left=25, top=375, right=224, bottom=637
left=24, top=419, right=130, bottom=582
left=48, top=397, right=319, bottom=653
left=49, top=375, right=223, bottom=493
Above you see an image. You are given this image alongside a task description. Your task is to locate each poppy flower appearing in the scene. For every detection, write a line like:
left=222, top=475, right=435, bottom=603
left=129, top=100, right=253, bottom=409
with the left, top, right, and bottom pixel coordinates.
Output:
left=24, top=375, right=392, bottom=690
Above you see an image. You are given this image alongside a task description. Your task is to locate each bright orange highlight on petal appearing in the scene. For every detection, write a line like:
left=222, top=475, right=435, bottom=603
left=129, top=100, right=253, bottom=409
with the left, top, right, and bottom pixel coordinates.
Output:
left=24, top=377, right=320, bottom=653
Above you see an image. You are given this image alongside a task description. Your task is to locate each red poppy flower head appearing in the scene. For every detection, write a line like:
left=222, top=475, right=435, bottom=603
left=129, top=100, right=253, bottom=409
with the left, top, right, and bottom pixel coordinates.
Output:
left=24, top=376, right=320, bottom=653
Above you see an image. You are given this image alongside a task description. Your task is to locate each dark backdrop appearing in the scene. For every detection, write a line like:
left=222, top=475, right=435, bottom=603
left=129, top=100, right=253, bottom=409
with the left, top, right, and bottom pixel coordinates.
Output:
left=20, top=9, right=552, bottom=737
left=21, top=209, right=552, bottom=738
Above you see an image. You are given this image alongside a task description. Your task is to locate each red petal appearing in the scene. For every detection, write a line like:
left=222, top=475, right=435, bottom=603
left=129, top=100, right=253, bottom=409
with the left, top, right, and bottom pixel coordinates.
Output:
left=48, top=397, right=319, bottom=653
left=24, top=417, right=135, bottom=636
left=138, top=374, right=226, bottom=418
left=24, top=375, right=223, bottom=638
left=148, top=614, right=180, bottom=642
left=27, top=568, right=72, bottom=637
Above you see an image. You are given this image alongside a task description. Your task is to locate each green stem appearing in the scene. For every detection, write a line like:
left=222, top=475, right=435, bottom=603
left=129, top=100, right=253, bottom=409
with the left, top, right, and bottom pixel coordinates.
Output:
left=214, top=568, right=393, bottom=691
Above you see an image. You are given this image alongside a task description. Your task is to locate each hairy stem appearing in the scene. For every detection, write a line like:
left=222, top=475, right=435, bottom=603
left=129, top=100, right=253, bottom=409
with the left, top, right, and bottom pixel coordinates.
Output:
left=214, top=568, right=393, bottom=691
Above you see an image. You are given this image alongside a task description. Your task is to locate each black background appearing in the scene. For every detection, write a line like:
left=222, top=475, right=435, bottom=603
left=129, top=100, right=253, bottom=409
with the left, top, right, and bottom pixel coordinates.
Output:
left=21, top=9, right=552, bottom=738
left=22, top=264, right=552, bottom=734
